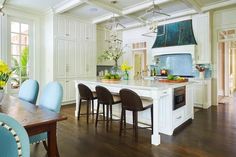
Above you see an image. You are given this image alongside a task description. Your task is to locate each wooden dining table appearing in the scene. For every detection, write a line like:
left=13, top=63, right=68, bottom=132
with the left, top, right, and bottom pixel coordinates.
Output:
left=0, top=94, right=67, bottom=157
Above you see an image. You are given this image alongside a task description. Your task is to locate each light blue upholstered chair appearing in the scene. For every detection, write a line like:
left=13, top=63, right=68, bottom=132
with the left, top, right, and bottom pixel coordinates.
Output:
left=0, top=113, right=30, bottom=157
left=29, top=82, right=63, bottom=151
left=18, top=79, right=39, bottom=104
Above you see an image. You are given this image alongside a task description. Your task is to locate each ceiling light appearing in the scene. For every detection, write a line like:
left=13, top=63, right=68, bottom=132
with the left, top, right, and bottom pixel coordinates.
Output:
left=0, top=0, right=7, bottom=16
left=140, top=0, right=170, bottom=37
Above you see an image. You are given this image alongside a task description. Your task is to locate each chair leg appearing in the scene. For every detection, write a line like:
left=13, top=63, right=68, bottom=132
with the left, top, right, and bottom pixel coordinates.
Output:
left=103, top=104, right=105, bottom=121
left=92, top=99, right=94, bottom=116
left=95, top=102, right=100, bottom=127
left=124, top=110, right=126, bottom=129
left=43, top=141, right=48, bottom=151
left=151, top=106, right=153, bottom=134
left=106, top=104, right=109, bottom=131
left=77, top=99, right=82, bottom=120
left=86, top=100, right=90, bottom=124
left=133, top=111, right=138, bottom=142
left=119, top=108, right=124, bottom=136
left=110, top=104, right=112, bottom=121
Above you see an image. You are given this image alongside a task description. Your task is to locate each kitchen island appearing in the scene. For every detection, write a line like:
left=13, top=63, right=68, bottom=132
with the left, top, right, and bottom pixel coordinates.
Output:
left=75, top=78, right=195, bottom=146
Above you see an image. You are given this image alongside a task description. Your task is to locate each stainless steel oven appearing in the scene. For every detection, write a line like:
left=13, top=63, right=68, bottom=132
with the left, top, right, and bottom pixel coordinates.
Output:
left=173, top=86, right=186, bottom=110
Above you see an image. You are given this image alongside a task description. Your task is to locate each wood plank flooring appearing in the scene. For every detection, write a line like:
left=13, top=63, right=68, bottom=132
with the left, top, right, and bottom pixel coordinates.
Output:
left=31, top=101, right=236, bottom=157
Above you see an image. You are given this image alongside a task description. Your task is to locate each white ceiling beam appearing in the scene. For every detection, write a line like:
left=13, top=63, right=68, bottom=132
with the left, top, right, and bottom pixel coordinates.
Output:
left=92, top=13, right=119, bottom=24
left=202, top=0, right=236, bottom=12
left=122, top=0, right=171, bottom=15
left=53, top=0, right=86, bottom=14
left=123, top=9, right=197, bottom=30
left=180, top=0, right=202, bottom=13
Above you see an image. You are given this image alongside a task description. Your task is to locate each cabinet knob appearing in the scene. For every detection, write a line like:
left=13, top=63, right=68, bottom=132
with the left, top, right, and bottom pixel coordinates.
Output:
left=65, top=34, right=69, bottom=36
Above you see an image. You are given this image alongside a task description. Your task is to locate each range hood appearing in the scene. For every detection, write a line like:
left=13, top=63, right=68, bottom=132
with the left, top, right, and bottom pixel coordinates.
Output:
left=152, top=20, right=197, bottom=63
left=152, top=20, right=197, bottom=48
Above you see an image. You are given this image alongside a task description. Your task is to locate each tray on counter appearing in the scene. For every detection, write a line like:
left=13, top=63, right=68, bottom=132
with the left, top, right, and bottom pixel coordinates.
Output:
left=100, top=79, right=121, bottom=83
left=158, top=79, right=188, bottom=83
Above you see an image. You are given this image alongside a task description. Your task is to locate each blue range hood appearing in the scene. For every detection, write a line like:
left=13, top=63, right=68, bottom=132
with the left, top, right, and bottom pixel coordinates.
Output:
left=152, top=20, right=197, bottom=48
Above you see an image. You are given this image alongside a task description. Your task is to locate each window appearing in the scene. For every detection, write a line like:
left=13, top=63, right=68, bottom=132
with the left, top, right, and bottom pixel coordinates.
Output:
left=10, top=21, right=30, bottom=90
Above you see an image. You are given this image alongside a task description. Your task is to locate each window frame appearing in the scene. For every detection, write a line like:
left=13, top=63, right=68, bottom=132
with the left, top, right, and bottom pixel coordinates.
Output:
left=7, top=17, right=34, bottom=94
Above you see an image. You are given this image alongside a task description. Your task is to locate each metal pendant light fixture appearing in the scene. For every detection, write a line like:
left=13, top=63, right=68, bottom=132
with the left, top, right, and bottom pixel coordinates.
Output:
left=0, top=0, right=7, bottom=16
left=140, top=0, right=170, bottom=37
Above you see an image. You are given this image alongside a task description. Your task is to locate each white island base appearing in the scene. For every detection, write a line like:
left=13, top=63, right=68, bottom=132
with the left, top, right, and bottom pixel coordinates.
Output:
left=75, top=78, right=195, bottom=146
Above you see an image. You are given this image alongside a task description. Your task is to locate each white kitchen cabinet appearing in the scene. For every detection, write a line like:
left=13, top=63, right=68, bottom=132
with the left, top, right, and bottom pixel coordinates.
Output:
left=42, top=13, right=96, bottom=104
left=193, top=79, right=212, bottom=109
left=54, top=15, right=76, bottom=40
left=56, top=78, right=76, bottom=103
left=192, top=12, right=211, bottom=64
left=185, top=85, right=194, bottom=119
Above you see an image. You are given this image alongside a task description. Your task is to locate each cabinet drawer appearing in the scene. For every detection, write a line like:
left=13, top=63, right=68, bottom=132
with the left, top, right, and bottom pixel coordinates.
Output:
left=173, top=107, right=185, bottom=128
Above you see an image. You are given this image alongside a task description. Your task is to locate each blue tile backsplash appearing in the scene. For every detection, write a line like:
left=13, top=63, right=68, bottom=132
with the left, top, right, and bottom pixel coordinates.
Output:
left=151, top=54, right=212, bottom=78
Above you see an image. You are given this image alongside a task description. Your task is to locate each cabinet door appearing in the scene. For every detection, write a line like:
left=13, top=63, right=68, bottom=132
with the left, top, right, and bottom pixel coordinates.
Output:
left=67, top=41, right=77, bottom=78
left=55, top=16, right=67, bottom=38
left=67, top=20, right=76, bottom=40
left=56, top=79, right=67, bottom=102
left=54, top=39, right=67, bottom=78
left=85, top=41, right=96, bottom=77
left=67, top=79, right=76, bottom=101
left=192, top=13, right=211, bottom=64
left=76, top=40, right=87, bottom=77
left=193, top=82, right=206, bottom=107
left=185, top=85, right=194, bottom=119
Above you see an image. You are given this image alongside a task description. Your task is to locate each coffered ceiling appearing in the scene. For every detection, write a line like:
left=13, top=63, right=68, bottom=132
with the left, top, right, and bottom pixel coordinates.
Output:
left=2, top=0, right=236, bottom=28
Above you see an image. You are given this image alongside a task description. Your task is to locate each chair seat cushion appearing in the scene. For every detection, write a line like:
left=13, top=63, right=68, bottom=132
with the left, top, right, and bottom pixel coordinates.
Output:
left=142, top=99, right=153, bottom=109
left=29, top=132, right=47, bottom=144
left=113, top=95, right=121, bottom=104
left=92, top=92, right=97, bottom=99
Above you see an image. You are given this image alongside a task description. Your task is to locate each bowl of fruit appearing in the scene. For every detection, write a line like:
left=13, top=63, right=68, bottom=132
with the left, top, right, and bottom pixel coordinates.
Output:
left=159, top=74, right=188, bottom=83
left=101, top=73, right=121, bottom=83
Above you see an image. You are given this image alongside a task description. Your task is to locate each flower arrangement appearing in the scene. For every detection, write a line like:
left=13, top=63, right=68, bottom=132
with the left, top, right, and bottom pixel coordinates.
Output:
left=121, top=62, right=132, bottom=72
left=0, top=60, right=12, bottom=89
left=195, top=65, right=205, bottom=72
left=121, top=62, right=132, bottom=80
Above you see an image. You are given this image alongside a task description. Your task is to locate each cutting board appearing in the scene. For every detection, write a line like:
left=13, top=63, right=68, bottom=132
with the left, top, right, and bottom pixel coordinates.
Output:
left=158, top=79, right=188, bottom=83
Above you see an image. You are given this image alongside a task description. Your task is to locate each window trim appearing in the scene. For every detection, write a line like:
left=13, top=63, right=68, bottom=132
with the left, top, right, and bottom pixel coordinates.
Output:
left=7, top=16, right=34, bottom=94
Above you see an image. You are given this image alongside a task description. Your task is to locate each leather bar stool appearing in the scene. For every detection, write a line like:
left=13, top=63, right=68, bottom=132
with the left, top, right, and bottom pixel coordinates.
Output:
left=119, top=88, right=153, bottom=141
left=95, top=85, right=121, bottom=131
left=77, top=83, right=97, bottom=123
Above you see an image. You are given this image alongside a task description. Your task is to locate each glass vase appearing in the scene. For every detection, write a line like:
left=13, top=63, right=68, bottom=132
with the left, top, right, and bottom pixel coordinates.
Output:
left=0, top=88, right=4, bottom=104
left=123, top=71, right=129, bottom=80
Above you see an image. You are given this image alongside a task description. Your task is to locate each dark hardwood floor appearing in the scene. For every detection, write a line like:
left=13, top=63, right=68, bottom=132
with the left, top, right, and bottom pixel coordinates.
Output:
left=31, top=100, right=236, bottom=157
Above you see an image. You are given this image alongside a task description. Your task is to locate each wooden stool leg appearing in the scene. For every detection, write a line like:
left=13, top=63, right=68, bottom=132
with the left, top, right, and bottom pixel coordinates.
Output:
left=124, top=110, right=126, bottom=129
left=103, top=104, right=105, bottom=120
left=133, top=111, right=138, bottom=141
left=119, top=108, right=124, bottom=136
left=92, top=100, right=94, bottom=116
left=110, top=104, right=112, bottom=121
left=106, top=104, right=109, bottom=131
left=95, top=102, right=100, bottom=127
left=86, top=100, right=90, bottom=124
left=151, top=106, right=153, bottom=134
left=77, top=99, right=82, bottom=120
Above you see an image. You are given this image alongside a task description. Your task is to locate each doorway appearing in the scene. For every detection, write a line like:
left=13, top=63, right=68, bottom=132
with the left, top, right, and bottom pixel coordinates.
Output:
left=217, top=29, right=236, bottom=103
left=132, top=42, right=147, bottom=79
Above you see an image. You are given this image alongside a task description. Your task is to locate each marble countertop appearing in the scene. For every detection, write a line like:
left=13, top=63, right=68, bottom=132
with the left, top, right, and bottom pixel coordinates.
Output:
left=75, top=77, right=197, bottom=90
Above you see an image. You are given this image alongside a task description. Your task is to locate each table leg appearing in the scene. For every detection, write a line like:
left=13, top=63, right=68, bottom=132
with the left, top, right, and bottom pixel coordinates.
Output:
left=48, top=123, right=59, bottom=157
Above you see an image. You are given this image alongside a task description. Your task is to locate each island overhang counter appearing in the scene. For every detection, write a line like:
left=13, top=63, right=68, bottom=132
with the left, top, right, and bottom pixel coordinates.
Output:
left=74, top=78, right=196, bottom=146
